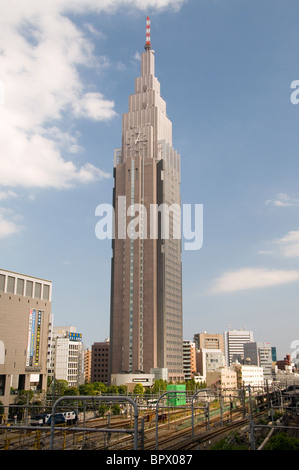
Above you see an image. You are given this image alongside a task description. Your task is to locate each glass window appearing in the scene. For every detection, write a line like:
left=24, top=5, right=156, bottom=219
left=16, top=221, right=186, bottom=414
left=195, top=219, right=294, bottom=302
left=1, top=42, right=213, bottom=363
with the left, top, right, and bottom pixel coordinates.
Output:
left=0, top=274, right=5, bottom=293
left=16, top=278, right=24, bottom=296
left=7, top=276, right=15, bottom=294
left=34, top=283, right=41, bottom=299
left=26, top=281, right=33, bottom=297
left=43, top=284, right=50, bottom=301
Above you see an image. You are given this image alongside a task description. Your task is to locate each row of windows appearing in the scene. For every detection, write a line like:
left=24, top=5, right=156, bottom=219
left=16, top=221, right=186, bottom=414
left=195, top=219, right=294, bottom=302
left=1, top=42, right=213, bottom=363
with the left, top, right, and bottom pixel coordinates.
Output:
left=0, top=274, right=50, bottom=301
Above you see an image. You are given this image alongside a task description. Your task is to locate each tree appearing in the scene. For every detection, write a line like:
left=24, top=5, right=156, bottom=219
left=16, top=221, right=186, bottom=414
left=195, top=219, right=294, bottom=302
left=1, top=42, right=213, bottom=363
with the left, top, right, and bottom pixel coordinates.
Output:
left=107, top=385, right=119, bottom=395
left=93, top=381, right=108, bottom=395
left=133, top=383, right=144, bottom=396
left=118, top=385, right=127, bottom=395
left=264, top=432, right=299, bottom=450
left=111, top=404, right=121, bottom=415
left=53, top=379, right=68, bottom=396
left=97, top=404, right=109, bottom=417
left=152, top=379, right=167, bottom=395
left=64, top=386, right=79, bottom=396
left=79, top=383, right=96, bottom=396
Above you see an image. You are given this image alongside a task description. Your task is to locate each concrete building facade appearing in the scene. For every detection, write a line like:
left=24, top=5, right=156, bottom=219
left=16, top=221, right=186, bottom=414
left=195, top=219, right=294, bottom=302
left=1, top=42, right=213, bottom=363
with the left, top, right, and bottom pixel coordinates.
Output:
left=0, top=269, right=52, bottom=407
left=109, top=21, right=183, bottom=383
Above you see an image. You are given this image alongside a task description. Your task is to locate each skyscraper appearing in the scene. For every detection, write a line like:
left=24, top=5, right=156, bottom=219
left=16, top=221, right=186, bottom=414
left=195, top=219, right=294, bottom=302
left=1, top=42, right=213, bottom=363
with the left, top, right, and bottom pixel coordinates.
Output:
left=109, top=18, right=183, bottom=383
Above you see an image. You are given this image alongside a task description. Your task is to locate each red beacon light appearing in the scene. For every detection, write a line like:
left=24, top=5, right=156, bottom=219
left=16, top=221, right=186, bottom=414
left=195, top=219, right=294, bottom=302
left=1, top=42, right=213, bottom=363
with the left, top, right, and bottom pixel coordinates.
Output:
left=145, top=16, right=151, bottom=50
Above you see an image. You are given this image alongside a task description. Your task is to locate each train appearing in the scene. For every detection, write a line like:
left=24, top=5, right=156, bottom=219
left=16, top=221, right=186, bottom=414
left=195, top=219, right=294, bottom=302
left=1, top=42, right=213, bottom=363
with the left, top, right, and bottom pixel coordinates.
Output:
left=30, top=410, right=78, bottom=426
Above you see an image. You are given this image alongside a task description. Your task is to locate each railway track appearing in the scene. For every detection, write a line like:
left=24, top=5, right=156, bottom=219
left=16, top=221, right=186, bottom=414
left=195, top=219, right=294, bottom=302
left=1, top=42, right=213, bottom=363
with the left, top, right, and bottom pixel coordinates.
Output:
left=165, top=419, right=249, bottom=450
left=0, top=406, right=266, bottom=451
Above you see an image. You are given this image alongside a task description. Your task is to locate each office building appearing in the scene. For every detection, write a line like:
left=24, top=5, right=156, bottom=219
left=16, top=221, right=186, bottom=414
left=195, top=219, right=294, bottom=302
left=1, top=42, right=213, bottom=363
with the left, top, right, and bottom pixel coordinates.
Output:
left=276, top=354, right=292, bottom=371
left=0, top=269, right=52, bottom=407
left=48, top=326, right=84, bottom=388
left=244, top=341, right=273, bottom=381
left=196, top=348, right=225, bottom=380
left=231, top=363, right=264, bottom=389
left=84, top=348, right=92, bottom=383
left=194, top=332, right=225, bottom=355
left=183, top=340, right=196, bottom=381
left=91, top=340, right=110, bottom=385
left=109, top=18, right=183, bottom=383
left=271, top=347, right=277, bottom=363
left=206, top=367, right=238, bottom=393
left=224, top=329, right=254, bottom=366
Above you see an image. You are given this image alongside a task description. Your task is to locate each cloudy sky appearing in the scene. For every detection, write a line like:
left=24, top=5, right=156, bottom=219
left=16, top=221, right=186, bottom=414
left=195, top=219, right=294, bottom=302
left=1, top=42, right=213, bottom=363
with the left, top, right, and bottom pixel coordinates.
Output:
left=1, top=0, right=298, bottom=359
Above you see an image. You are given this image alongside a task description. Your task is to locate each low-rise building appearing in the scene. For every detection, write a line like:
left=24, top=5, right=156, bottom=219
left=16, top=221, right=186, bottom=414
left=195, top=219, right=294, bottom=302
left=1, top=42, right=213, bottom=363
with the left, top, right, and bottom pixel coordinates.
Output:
left=0, top=269, right=52, bottom=407
left=231, top=362, right=264, bottom=389
left=48, top=326, right=84, bottom=388
left=196, top=348, right=225, bottom=380
left=206, top=367, right=238, bottom=393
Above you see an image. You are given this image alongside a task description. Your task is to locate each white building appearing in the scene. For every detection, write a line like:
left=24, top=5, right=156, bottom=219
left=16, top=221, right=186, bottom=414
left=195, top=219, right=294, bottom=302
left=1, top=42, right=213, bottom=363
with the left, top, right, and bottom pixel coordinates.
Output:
left=224, top=329, right=254, bottom=365
left=110, top=373, right=155, bottom=392
left=196, top=348, right=225, bottom=380
left=206, top=367, right=238, bottom=393
left=231, top=363, right=264, bottom=389
left=48, top=326, right=84, bottom=388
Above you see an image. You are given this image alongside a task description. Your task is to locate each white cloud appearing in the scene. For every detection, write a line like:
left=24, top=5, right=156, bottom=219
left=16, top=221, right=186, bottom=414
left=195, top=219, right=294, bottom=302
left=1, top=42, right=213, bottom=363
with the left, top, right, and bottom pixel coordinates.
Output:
left=210, top=267, right=299, bottom=294
left=266, top=193, right=299, bottom=207
left=258, top=230, right=299, bottom=259
left=0, top=0, right=185, bottom=191
left=275, top=231, right=299, bottom=258
left=0, top=209, right=22, bottom=239
left=73, top=92, right=116, bottom=121
left=0, top=191, right=18, bottom=201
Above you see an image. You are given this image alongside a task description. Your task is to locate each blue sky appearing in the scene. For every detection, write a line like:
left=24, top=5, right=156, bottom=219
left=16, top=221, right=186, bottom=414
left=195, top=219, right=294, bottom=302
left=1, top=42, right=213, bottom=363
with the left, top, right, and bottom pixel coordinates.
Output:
left=0, top=0, right=299, bottom=360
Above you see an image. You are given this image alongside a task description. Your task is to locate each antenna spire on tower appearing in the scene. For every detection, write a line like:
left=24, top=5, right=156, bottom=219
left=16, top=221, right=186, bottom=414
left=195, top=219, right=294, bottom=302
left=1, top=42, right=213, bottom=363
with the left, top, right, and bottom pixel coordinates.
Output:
left=145, top=16, right=151, bottom=50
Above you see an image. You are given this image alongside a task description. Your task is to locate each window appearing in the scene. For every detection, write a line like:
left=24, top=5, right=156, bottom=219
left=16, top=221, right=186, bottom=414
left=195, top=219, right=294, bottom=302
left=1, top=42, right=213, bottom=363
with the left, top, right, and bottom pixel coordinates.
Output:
left=16, top=278, right=24, bottom=296
left=43, top=284, right=50, bottom=301
left=0, top=274, right=5, bottom=293
left=0, top=375, right=6, bottom=396
left=35, top=283, right=42, bottom=299
left=7, top=276, right=15, bottom=294
left=26, top=281, right=33, bottom=297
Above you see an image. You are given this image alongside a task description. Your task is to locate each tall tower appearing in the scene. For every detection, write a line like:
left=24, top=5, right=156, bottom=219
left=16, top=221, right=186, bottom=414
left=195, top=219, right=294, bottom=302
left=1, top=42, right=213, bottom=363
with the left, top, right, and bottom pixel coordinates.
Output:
left=109, top=18, right=183, bottom=383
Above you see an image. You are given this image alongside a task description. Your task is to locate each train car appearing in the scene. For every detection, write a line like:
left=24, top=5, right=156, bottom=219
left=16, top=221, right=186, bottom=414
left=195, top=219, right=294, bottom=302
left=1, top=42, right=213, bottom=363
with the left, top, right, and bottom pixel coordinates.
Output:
left=31, top=410, right=78, bottom=426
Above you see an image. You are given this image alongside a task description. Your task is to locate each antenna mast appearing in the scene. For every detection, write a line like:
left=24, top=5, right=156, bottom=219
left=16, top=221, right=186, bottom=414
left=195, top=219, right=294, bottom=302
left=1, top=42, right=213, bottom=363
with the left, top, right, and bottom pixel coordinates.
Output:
left=145, top=16, right=151, bottom=50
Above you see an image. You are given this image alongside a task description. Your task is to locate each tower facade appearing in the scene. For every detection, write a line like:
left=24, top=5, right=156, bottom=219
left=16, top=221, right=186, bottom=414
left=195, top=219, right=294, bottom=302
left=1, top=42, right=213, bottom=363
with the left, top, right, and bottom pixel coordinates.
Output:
left=109, top=19, right=183, bottom=382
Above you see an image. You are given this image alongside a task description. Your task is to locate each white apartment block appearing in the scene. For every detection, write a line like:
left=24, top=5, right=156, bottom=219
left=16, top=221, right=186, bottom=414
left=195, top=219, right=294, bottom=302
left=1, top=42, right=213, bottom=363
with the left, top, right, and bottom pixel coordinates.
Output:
left=48, top=326, right=84, bottom=388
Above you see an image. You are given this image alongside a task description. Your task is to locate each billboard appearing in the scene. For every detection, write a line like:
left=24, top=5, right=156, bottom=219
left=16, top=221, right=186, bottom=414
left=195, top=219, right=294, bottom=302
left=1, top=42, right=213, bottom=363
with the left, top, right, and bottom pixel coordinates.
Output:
left=69, top=332, right=82, bottom=342
left=26, top=309, right=42, bottom=367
